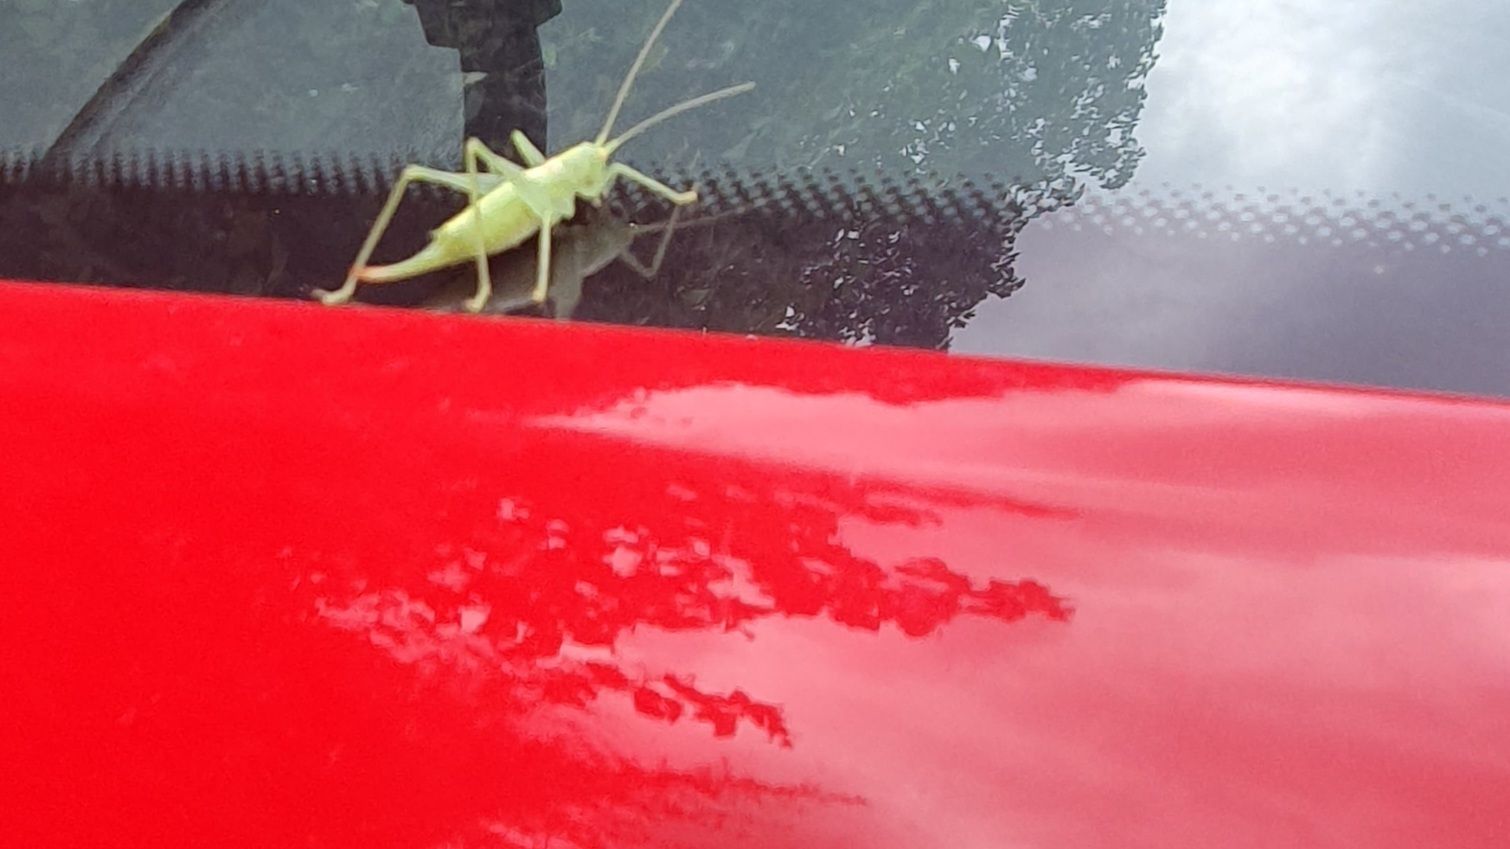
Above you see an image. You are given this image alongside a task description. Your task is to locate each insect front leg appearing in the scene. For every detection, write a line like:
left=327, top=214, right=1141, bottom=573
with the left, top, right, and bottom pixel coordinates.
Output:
left=607, top=162, right=698, bottom=206
left=315, top=165, right=491, bottom=306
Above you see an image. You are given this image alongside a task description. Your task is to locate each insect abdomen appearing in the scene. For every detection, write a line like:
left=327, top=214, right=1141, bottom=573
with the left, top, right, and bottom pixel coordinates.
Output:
left=360, top=191, right=541, bottom=282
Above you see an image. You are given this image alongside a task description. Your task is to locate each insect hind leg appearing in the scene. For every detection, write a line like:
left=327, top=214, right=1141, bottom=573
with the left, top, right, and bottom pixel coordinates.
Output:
left=510, top=130, right=547, bottom=167
left=466, top=137, right=528, bottom=178
left=459, top=139, right=509, bottom=312
left=315, top=164, right=486, bottom=306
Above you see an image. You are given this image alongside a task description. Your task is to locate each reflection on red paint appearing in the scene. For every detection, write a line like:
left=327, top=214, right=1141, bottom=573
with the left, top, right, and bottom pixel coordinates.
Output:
left=305, top=428, right=1070, bottom=752
left=2, top=282, right=1510, bottom=849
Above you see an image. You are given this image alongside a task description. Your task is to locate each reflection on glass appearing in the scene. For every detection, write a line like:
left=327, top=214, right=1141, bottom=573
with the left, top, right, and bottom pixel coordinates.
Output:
left=551, top=0, right=1166, bottom=188
left=0, top=0, right=1170, bottom=353
left=400, top=0, right=559, bottom=156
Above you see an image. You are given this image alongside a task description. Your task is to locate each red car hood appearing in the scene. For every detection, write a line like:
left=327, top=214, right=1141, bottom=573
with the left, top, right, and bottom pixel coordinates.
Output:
left=3, top=280, right=1508, bottom=848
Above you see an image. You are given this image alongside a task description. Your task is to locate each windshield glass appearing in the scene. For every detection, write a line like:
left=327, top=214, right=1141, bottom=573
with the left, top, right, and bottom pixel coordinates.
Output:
left=2, top=0, right=1506, bottom=396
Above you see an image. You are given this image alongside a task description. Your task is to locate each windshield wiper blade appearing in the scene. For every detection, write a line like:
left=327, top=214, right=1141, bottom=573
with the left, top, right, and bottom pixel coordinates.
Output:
left=42, top=0, right=242, bottom=164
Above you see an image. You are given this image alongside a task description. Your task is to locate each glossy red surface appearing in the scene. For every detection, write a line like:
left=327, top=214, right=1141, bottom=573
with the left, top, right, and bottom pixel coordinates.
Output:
left=2, top=279, right=1509, bottom=849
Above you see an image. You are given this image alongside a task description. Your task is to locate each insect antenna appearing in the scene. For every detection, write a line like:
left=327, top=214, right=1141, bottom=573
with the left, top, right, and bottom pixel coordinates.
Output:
left=597, top=0, right=687, bottom=145
left=605, top=82, right=755, bottom=154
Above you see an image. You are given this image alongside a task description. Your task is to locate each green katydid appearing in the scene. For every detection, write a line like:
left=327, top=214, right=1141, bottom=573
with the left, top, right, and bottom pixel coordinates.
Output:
left=313, top=0, right=754, bottom=313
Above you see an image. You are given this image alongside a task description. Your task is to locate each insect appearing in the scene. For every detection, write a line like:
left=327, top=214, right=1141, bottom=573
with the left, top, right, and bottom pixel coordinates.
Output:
left=312, top=0, right=754, bottom=313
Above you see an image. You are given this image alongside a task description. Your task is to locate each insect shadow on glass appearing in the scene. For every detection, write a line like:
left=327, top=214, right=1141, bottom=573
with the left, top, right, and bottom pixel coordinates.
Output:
left=421, top=201, right=763, bottom=318
left=313, top=0, right=754, bottom=313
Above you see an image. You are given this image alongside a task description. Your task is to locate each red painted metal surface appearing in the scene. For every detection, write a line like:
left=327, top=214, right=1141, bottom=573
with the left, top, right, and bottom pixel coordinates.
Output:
left=2, top=279, right=1509, bottom=849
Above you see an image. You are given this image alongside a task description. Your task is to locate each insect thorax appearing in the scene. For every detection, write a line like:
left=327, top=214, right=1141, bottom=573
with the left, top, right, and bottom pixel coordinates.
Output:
left=546, top=142, right=612, bottom=200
